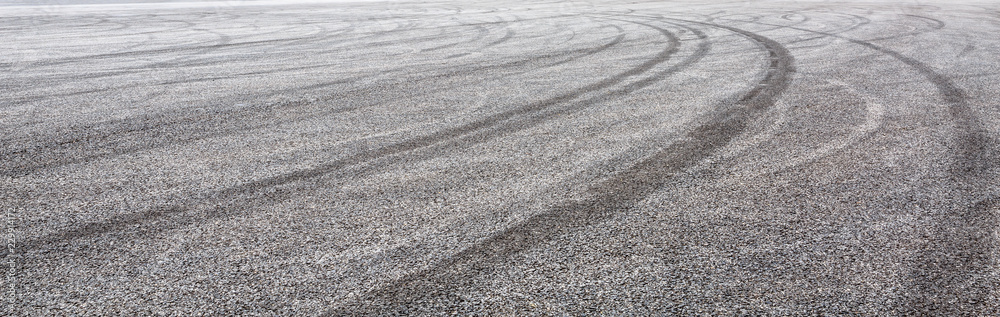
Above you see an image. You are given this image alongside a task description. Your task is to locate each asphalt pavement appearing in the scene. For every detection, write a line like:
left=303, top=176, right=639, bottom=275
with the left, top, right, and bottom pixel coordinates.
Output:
left=2, top=0, right=999, bottom=315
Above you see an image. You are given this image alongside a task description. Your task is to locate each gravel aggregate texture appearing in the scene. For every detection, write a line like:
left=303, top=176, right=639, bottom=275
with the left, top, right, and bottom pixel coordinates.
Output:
left=2, top=0, right=1000, bottom=315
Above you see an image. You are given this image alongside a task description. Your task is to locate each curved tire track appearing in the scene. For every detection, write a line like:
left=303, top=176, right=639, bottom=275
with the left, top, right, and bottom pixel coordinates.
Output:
left=4, top=15, right=690, bottom=258
left=731, top=14, right=998, bottom=314
left=0, top=21, right=629, bottom=177
left=325, top=17, right=794, bottom=315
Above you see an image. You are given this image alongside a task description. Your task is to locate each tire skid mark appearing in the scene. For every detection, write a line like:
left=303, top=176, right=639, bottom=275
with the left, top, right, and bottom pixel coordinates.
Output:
left=781, top=12, right=810, bottom=23
left=327, top=17, right=793, bottom=315
left=26, top=12, right=348, bottom=69
left=312, top=13, right=578, bottom=53
left=708, top=13, right=762, bottom=24
left=95, top=16, right=130, bottom=32
left=708, top=11, right=878, bottom=169
left=482, top=26, right=515, bottom=49
left=665, top=11, right=812, bottom=43
left=131, top=26, right=234, bottom=70
left=725, top=79, right=886, bottom=182
left=864, top=13, right=946, bottom=41
left=29, top=33, right=291, bottom=67
left=13, top=23, right=573, bottom=95
left=129, top=16, right=197, bottom=36
left=337, top=18, right=710, bottom=189
left=957, top=43, right=975, bottom=58
left=216, top=21, right=323, bottom=48
left=289, top=25, right=622, bottom=92
left=736, top=16, right=998, bottom=314
left=785, top=12, right=871, bottom=45
left=745, top=19, right=995, bottom=173
left=5, top=16, right=684, bottom=256
left=1, top=25, right=629, bottom=177
left=902, top=13, right=946, bottom=29
left=324, top=24, right=624, bottom=89
left=6, top=13, right=489, bottom=78
left=447, top=13, right=521, bottom=52
left=419, top=25, right=490, bottom=53
left=5, top=21, right=353, bottom=85
left=10, top=14, right=572, bottom=84
left=344, top=25, right=462, bottom=53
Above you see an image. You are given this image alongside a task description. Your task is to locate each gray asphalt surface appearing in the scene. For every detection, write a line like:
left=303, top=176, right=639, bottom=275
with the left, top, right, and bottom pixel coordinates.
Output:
left=2, top=0, right=1000, bottom=315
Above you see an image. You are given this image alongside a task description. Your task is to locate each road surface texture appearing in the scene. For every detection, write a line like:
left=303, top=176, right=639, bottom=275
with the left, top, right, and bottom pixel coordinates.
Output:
left=2, top=0, right=1000, bottom=315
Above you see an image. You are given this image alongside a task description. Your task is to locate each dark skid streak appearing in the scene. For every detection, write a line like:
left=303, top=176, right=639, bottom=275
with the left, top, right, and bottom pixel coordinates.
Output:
left=0, top=23, right=629, bottom=177
left=328, top=17, right=795, bottom=315
left=730, top=14, right=999, bottom=314
left=4, top=15, right=683, bottom=257
left=8, top=2, right=1000, bottom=315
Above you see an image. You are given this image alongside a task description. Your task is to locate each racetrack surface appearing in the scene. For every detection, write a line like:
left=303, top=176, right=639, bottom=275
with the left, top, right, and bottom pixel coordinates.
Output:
left=2, top=0, right=999, bottom=315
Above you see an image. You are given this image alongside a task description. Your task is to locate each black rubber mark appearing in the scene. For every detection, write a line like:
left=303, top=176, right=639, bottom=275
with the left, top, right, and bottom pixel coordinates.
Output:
left=1, top=24, right=628, bottom=177
left=483, top=28, right=515, bottom=48
left=420, top=25, right=489, bottom=52
left=785, top=12, right=870, bottom=45
left=864, top=13, right=945, bottom=42
left=957, top=44, right=975, bottom=58
left=325, top=17, right=794, bottom=315
left=4, top=16, right=679, bottom=256
left=736, top=15, right=998, bottom=315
